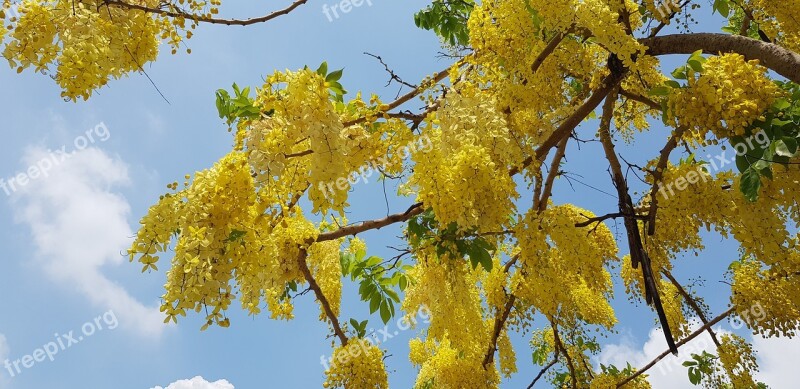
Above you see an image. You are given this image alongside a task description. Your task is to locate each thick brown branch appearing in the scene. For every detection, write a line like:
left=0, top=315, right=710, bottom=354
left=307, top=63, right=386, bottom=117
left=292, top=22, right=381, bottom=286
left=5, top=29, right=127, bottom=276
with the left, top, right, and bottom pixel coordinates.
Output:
left=104, top=0, right=308, bottom=26
left=641, top=33, right=800, bottom=83
left=537, top=136, right=569, bottom=211
left=531, top=29, right=569, bottom=74
left=315, top=203, right=424, bottom=242
left=482, top=295, right=516, bottom=368
left=297, top=249, right=349, bottom=345
left=597, top=85, right=678, bottom=354
left=510, top=71, right=627, bottom=176
left=616, top=308, right=734, bottom=388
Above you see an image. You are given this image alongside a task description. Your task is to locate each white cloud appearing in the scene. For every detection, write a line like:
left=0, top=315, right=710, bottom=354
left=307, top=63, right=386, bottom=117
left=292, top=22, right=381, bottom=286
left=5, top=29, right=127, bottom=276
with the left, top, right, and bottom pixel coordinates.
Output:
left=10, top=147, right=164, bottom=337
left=752, top=334, right=800, bottom=387
left=600, top=321, right=800, bottom=388
left=151, top=376, right=235, bottom=389
left=0, top=334, right=9, bottom=387
left=597, top=321, right=725, bottom=388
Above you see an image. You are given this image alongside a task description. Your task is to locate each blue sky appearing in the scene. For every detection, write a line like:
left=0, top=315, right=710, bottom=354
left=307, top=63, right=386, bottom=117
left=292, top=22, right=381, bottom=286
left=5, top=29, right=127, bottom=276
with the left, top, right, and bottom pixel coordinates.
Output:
left=0, top=1, right=798, bottom=388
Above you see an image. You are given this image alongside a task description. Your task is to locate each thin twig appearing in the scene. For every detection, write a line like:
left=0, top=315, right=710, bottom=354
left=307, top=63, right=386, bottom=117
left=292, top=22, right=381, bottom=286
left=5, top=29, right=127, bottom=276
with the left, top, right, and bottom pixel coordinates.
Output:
left=103, top=0, right=309, bottom=26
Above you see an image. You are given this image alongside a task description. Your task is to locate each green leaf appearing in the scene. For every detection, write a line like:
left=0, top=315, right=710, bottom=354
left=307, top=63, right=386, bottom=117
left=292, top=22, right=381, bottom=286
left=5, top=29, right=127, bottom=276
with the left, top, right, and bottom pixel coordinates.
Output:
left=379, top=300, right=391, bottom=324
left=735, top=154, right=751, bottom=172
left=772, top=98, right=791, bottom=111
left=687, top=59, right=704, bottom=72
left=226, top=229, right=247, bottom=242
left=326, top=69, right=344, bottom=82
left=671, top=67, right=688, bottom=80
left=399, top=275, right=408, bottom=291
left=384, top=288, right=401, bottom=303
left=467, top=245, right=493, bottom=272
left=369, top=294, right=381, bottom=314
left=740, top=168, right=762, bottom=202
left=316, top=62, right=328, bottom=76
left=760, top=166, right=773, bottom=180
left=714, top=0, right=730, bottom=17
left=775, top=138, right=798, bottom=157
left=648, top=86, right=671, bottom=96
left=689, top=367, right=701, bottom=385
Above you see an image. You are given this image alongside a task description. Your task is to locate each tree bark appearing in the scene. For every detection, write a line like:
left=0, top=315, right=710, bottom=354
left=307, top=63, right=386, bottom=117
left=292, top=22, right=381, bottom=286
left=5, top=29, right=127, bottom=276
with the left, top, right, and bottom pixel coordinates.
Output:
left=640, top=33, right=800, bottom=83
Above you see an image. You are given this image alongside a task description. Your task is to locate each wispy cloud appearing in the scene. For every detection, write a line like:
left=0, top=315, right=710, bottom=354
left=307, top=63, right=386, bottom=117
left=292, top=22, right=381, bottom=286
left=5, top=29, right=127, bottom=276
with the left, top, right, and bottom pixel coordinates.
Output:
left=0, top=334, right=9, bottom=388
left=151, top=376, right=235, bottom=389
left=11, top=147, right=164, bottom=338
left=599, top=321, right=800, bottom=388
left=752, top=334, right=800, bottom=387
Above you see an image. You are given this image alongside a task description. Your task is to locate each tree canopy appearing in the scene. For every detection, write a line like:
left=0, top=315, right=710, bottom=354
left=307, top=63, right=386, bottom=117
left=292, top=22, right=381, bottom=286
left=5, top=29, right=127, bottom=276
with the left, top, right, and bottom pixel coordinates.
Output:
left=4, top=0, right=800, bottom=387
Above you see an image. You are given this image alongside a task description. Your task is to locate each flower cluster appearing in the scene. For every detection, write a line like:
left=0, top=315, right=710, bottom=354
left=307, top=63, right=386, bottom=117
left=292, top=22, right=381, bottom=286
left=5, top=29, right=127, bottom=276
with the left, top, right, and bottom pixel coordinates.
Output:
left=667, top=54, right=781, bottom=142
left=410, top=85, right=523, bottom=233
left=1, top=0, right=218, bottom=100
left=323, top=339, right=388, bottom=389
left=514, top=204, right=619, bottom=329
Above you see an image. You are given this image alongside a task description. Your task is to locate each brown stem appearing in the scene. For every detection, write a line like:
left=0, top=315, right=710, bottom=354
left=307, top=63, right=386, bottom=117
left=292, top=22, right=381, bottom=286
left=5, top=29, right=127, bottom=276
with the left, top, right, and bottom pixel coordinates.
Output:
left=552, top=323, right=578, bottom=389
left=574, top=212, right=647, bottom=228
left=315, top=203, right=424, bottom=242
left=510, top=71, right=627, bottom=176
left=662, top=270, right=721, bottom=347
left=619, top=89, right=661, bottom=110
left=527, top=354, right=559, bottom=389
left=103, top=0, right=308, bottom=26
left=646, top=126, right=688, bottom=236
left=597, top=85, right=677, bottom=354
left=482, top=295, right=516, bottom=368
left=297, top=249, right=349, bottom=345
left=342, top=62, right=462, bottom=127
left=538, top=136, right=569, bottom=212
left=531, top=29, right=570, bottom=74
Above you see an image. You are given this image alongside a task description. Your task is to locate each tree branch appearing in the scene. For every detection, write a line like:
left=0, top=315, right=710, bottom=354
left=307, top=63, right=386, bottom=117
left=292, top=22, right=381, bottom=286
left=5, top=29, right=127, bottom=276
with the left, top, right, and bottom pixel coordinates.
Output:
left=597, top=84, right=678, bottom=354
left=527, top=354, right=559, bottom=388
left=640, top=33, right=800, bottom=83
left=537, top=136, right=569, bottom=211
left=616, top=308, right=734, bottom=388
left=645, top=126, right=688, bottom=235
left=510, top=71, right=627, bottom=176
left=552, top=322, right=578, bottom=389
left=104, top=0, right=309, bottom=26
left=315, top=203, right=424, bottom=242
left=662, top=270, right=721, bottom=347
left=619, top=89, right=661, bottom=110
left=482, top=294, right=516, bottom=368
left=297, top=248, right=349, bottom=346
